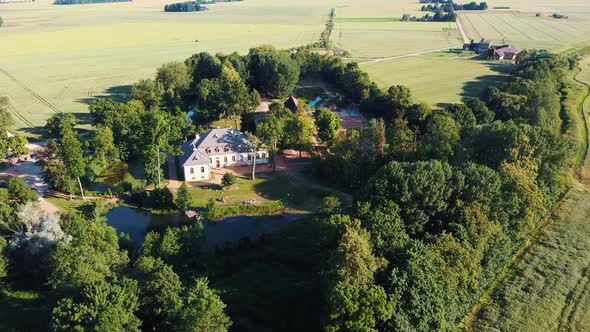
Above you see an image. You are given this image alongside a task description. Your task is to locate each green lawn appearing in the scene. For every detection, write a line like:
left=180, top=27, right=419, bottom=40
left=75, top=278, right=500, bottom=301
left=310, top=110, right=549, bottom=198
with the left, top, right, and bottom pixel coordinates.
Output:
left=188, top=172, right=333, bottom=213
left=45, top=196, right=90, bottom=214
left=362, top=56, right=509, bottom=107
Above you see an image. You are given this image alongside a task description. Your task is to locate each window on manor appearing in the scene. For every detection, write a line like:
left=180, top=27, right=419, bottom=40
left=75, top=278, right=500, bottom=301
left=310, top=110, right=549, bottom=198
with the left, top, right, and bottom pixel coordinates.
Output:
left=190, top=168, right=194, bottom=174
left=201, top=167, right=205, bottom=173
left=224, top=156, right=227, bottom=162
left=232, top=156, right=236, bottom=161
left=248, top=154, right=252, bottom=160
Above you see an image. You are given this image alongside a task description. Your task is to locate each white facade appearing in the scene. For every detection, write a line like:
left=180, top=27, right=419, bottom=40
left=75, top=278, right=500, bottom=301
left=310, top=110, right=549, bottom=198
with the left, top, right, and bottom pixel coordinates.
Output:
left=183, top=164, right=211, bottom=182
left=179, top=128, right=269, bottom=182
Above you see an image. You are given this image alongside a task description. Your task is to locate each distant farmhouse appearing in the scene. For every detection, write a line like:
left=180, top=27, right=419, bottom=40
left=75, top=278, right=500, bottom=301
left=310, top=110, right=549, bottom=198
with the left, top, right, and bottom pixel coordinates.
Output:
left=179, top=128, right=268, bottom=182
left=463, top=38, right=493, bottom=54
left=463, top=38, right=520, bottom=62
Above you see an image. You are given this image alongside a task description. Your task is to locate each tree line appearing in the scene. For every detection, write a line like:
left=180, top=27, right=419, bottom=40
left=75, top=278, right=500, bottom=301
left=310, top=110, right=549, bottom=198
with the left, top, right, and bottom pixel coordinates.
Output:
left=422, top=1, right=488, bottom=12
left=313, top=50, right=584, bottom=331
left=164, top=0, right=242, bottom=12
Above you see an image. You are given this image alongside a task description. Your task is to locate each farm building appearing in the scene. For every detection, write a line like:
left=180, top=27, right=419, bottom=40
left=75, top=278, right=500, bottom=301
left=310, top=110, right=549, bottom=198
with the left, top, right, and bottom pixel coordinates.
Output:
left=179, top=128, right=268, bottom=182
left=463, top=39, right=493, bottom=54
left=489, top=45, right=520, bottom=62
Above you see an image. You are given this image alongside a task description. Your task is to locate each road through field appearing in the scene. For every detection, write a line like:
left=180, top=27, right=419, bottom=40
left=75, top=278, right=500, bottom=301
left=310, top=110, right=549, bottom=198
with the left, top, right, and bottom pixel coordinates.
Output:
left=357, top=45, right=463, bottom=65
left=468, top=55, right=590, bottom=332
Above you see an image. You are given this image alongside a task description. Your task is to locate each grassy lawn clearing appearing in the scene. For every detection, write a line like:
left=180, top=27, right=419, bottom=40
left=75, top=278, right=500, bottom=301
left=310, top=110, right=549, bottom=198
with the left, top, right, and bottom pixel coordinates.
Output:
left=362, top=56, right=509, bottom=107
left=188, top=172, right=333, bottom=213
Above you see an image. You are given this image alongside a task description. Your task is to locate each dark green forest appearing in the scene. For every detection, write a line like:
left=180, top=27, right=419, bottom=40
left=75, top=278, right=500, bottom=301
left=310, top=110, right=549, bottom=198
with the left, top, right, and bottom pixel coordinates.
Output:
left=0, top=46, right=585, bottom=331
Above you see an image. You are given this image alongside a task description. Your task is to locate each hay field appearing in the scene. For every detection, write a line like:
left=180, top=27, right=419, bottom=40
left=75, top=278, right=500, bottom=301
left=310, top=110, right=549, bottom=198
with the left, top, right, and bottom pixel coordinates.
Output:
left=334, top=21, right=460, bottom=59
left=0, top=0, right=336, bottom=131
left=459, top=11, right=590, bottom=52
left=1, top=0, right=590, bottom=132
left=472, top=184, right=590, bottom=332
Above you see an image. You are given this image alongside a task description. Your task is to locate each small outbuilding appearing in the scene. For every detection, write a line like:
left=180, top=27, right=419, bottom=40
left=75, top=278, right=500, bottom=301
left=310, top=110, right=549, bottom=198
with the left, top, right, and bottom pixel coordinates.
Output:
left=284, top=96, right=300, bottom=112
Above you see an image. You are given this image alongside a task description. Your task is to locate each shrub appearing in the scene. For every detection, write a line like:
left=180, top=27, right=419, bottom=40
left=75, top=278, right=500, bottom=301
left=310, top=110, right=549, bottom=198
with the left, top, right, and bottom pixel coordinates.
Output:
left=221, top=173, right=237, bottom=188
left=150, top=187, right=174, bottom=210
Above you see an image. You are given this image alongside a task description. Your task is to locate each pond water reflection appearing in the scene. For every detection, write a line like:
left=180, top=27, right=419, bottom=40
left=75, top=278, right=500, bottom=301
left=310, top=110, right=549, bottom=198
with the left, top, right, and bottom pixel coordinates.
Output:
left=105, top=206, right=299, bottom=250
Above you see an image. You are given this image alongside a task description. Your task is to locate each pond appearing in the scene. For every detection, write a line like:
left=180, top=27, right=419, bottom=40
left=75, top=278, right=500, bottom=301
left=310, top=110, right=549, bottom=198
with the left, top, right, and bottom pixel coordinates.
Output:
left=105, top=206, right=299, bottom=250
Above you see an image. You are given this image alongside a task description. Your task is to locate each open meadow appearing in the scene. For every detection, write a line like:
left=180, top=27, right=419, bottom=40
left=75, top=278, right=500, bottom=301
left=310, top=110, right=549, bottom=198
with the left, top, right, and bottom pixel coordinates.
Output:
left=2, top=0, right=590, bottom=132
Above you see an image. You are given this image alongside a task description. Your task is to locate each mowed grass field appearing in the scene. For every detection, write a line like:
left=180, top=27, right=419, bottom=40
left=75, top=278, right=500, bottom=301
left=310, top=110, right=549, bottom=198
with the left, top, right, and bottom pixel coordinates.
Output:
left=361, top=55, right=508, bottom=106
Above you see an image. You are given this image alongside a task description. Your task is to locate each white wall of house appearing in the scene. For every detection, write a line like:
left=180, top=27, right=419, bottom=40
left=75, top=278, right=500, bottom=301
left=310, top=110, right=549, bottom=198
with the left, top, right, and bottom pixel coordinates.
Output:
left=207, top=151, right=269, bottom=169
left=183, top=164, right=211, bottom=182
left=182, top=151, right=269, bottom=182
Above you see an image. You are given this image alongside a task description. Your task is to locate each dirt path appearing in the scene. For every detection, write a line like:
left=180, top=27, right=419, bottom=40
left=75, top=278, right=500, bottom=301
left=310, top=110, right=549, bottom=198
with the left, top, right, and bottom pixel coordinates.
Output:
left=356, top=45, right=463, bottom=66
left=0, top=159, right=59, bottom=214
left=456, top=16, right=471, bottom=44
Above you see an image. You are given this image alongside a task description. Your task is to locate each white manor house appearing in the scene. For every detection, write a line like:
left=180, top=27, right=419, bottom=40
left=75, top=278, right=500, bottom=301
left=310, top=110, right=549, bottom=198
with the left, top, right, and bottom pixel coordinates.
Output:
left=180, top=128, right=269, bottom=182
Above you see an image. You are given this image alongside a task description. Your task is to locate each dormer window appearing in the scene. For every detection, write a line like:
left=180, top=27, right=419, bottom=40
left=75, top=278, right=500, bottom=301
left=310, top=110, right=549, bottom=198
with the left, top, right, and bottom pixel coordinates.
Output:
left=215, top=147, right=220, bottom=153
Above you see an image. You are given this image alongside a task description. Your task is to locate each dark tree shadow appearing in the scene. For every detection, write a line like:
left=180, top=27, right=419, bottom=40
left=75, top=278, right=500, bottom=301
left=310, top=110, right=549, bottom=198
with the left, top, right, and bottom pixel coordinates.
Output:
left=459, top=60, right=512, bottom=103
left=72, top=112, right=93, bottom=126
left=19, top=127, right=46, bottom=137
left=75, top=84, right=132, bottom=105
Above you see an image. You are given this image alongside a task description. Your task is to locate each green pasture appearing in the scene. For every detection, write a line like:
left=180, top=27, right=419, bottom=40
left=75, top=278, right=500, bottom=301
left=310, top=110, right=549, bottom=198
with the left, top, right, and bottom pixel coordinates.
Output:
left=361, top=56, right=508, bottom=107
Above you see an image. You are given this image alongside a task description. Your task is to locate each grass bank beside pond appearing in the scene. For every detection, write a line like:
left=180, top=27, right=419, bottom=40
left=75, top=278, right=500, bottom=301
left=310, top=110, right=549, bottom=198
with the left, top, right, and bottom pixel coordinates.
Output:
left=47, top=172, right=336, bottom=218
left=187, top=172, right=334, bottom=214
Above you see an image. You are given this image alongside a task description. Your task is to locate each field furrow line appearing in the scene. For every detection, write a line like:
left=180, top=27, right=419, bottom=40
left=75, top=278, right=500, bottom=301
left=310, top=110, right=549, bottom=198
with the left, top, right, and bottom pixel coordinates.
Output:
left=464, top=14, right=482, bottom=40
left=516, top=16, right=561, bottom=42
left=535, top=19, right=577, bottom=39
left=477, top=14, right=506, bottom=40
left=6, top=103, right=35, bottom=128
left=492, top=14, right=534, bottom=41
left=0, top=66, right=61, bottom=114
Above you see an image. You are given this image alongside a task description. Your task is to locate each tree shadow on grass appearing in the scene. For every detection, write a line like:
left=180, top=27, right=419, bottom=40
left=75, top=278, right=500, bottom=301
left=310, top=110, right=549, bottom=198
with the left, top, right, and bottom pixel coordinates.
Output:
left=19, top=126, right=46, bottom=138
left=75, top=85, right=132, bottom=106
left=459, top=61, right=512, bottom=103
left=72, top=112, right=93, bottom=126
